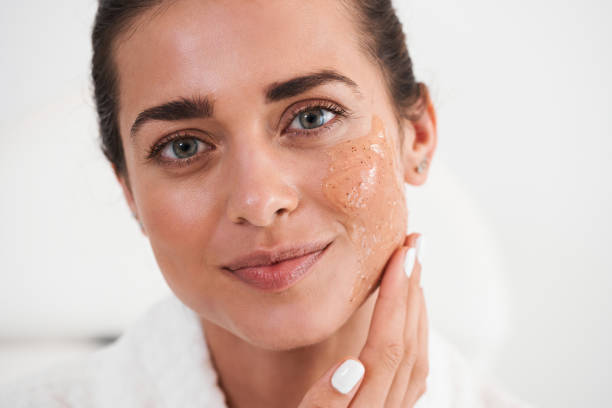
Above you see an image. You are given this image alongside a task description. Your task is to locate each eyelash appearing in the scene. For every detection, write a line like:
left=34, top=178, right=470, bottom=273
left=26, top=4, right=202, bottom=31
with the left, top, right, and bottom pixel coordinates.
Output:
left=145, top=99, right=349, bottom=168
left=145, top=131, right=210, bottom=168
left=282, top=100, right=348, bottom=137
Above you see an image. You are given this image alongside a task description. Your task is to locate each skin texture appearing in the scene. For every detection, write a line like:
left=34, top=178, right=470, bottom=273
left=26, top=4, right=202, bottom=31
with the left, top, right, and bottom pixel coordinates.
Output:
left=322, top=115, right=408, bottom=304
left=112, top=0, right=437, bottom=406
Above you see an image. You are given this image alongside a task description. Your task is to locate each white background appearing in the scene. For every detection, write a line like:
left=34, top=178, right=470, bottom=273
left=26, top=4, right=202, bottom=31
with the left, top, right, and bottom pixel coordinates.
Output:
left=0, top=0, right=610, bottom=406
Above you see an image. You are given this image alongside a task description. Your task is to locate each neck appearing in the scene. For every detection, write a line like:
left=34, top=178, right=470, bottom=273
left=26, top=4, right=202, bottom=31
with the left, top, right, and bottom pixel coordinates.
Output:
left=200, top=289, right=379, bottom=408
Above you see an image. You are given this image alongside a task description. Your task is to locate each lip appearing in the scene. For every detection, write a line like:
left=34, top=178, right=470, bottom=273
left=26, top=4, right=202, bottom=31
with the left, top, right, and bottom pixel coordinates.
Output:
left=224, top=240, right=333, bottom=292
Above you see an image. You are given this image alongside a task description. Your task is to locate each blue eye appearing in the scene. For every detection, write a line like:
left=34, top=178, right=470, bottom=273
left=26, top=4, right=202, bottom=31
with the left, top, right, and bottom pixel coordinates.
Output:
left=290, top=108, right=336, bottom=130
left=160, top=137, right=205, bottom=160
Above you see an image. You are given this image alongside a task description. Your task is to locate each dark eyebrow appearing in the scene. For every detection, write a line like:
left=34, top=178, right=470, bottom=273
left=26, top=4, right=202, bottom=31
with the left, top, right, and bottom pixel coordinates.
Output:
left=130, top=69, right=360, bottom=139
left=265, top=69, right=361, bottom=102
left=130, top=94, right=213, bottom=139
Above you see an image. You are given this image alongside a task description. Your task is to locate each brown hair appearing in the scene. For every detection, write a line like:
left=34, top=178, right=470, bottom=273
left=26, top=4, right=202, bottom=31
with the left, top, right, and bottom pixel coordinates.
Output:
left=91, top=0, right=425, bottom=179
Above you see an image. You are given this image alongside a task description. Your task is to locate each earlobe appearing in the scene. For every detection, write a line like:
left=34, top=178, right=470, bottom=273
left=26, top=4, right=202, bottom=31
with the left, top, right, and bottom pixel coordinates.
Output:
left=400, top=85, right=438, bottom=186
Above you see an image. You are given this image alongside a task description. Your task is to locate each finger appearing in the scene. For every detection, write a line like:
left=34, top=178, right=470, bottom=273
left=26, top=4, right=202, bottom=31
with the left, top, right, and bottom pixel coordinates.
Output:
left=402, top=287, right=430, bottom=407
left=383, top=235, right=423, bottom=407
left=298, top=357, right=365, bottom=408
left=350, top=234, right=417, bottom=408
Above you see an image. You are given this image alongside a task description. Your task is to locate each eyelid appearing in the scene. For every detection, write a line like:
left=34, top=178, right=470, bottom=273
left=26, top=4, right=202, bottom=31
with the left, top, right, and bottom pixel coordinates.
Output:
left=280, top=98, right=351, bottom=134
left=145, top=130, right=215, bottom=167
left=145, top=99, right=351, bottom=167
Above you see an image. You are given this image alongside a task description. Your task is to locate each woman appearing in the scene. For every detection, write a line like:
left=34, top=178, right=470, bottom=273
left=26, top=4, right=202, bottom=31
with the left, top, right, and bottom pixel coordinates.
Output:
left=1, top=0, right=533, bottom=407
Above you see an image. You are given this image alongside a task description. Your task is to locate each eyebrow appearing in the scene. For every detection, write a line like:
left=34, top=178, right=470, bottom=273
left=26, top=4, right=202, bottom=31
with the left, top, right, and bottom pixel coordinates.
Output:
left=264, top=69, right=360, bottom=102
left=129, top=69, right=360, bottom=139
left=130, top=94, right=213, bottom=139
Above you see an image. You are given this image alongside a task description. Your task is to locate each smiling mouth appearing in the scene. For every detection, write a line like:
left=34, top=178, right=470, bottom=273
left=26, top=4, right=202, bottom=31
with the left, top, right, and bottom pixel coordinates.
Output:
left=227, top=241, right=333, bottom=292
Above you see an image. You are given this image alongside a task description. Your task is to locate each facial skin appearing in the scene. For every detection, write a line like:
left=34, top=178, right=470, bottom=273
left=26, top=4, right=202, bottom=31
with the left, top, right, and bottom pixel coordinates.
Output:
left=322, top=114, right=409, bottom=304
left=113, top=0, right=436, bottom=406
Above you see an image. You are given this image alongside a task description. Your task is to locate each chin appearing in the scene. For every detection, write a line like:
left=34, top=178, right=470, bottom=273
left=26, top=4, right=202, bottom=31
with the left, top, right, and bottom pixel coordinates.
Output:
left=231, top=296, right=355, bottom=351
left=234, top=251, right=382, bottom=351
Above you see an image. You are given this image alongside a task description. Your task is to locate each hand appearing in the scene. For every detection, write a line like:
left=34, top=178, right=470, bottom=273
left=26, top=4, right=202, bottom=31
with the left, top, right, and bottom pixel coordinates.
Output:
left=298, top=233, right=429, bottom=408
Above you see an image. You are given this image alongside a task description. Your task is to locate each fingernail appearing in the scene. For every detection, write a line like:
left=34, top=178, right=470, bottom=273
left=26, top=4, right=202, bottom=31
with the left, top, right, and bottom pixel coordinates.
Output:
left=404, top=247, right=416, bottom=278
left=415, top=234, right=424, bottom=267
left=331, top=359, right=365, bottom=394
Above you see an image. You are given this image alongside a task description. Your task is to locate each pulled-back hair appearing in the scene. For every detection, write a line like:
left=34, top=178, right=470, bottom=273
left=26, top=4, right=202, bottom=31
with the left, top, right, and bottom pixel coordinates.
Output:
left=91, top=0, right=425, bottom=179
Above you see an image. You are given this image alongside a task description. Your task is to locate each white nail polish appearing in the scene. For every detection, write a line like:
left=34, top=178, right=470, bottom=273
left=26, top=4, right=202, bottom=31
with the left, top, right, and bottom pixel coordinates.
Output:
left=415, top=235, right=424, bottom=267
left=331, top=359, right=365, bottom=394
left=405, top=247, right=416, bottom=278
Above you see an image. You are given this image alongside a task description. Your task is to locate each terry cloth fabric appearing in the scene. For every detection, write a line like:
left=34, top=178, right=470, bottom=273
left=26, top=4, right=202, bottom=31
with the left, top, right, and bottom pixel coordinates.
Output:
left=0, top=294, right=536, bottom=407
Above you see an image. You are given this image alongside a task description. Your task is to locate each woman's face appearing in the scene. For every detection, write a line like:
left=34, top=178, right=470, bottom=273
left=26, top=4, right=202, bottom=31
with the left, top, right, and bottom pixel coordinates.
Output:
left=114, top=0, right=427, bottom=350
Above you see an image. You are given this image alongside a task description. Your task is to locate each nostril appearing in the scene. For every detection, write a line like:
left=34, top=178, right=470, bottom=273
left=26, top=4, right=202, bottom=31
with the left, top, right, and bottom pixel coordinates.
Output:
left=227, top=184, right=299, bottom=226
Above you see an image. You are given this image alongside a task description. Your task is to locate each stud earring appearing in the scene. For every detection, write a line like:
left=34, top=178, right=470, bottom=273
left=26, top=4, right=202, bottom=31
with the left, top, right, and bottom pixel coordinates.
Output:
left=416, top=158, right=428, bottom=174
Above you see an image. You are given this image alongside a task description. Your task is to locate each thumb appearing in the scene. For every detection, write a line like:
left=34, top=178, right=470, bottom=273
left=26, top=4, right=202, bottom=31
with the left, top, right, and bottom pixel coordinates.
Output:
left=298, top=357, right=365, bottom=408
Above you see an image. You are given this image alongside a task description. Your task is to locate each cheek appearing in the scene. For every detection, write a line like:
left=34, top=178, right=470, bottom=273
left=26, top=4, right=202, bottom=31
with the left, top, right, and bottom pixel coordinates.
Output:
left=135, top=180, right=220, bottom=296
left=322, top=115, right=408, bottom=301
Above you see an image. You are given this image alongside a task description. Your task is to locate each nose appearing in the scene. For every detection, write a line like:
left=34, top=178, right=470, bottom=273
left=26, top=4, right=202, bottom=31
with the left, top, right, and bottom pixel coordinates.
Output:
left=225, top=142, right=299, bottom=227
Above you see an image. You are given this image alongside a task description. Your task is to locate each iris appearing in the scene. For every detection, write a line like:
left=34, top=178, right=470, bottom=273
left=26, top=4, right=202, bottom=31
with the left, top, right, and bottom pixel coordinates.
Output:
left=172, top=138, right=199, bottom=159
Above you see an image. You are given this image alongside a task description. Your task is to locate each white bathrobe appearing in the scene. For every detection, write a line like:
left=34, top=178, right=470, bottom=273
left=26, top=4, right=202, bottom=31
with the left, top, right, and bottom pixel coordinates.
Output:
left=1, top=294, right=535, bottom=407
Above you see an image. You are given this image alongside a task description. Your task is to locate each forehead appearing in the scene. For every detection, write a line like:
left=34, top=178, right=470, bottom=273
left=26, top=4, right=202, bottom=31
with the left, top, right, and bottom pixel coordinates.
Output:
left=114, top=0, right=368, bottom=131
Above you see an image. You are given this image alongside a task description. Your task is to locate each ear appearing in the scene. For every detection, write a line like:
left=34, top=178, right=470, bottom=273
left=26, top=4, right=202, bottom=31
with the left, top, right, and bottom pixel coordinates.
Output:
left=399, top=85, right=437, bottom=186
left=112, top=164, right=147, bottom=236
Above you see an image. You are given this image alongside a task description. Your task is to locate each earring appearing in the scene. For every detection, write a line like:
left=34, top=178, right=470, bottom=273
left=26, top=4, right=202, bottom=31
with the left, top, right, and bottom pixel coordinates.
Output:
left=416, top=158, right=428, bottom=174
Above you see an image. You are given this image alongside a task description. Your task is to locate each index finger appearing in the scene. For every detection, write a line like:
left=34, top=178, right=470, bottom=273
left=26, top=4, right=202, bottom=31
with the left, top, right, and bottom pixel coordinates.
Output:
left=351, top=233, right=418, bottom=406
left=298, top=357, right=365, bottom=408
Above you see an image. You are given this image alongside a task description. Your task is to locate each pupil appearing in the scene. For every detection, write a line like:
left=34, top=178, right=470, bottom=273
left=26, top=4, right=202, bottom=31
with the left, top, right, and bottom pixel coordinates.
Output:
left=173, top=138, right=197, bottom=158
left=299, top=109, right=324, bottom=129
